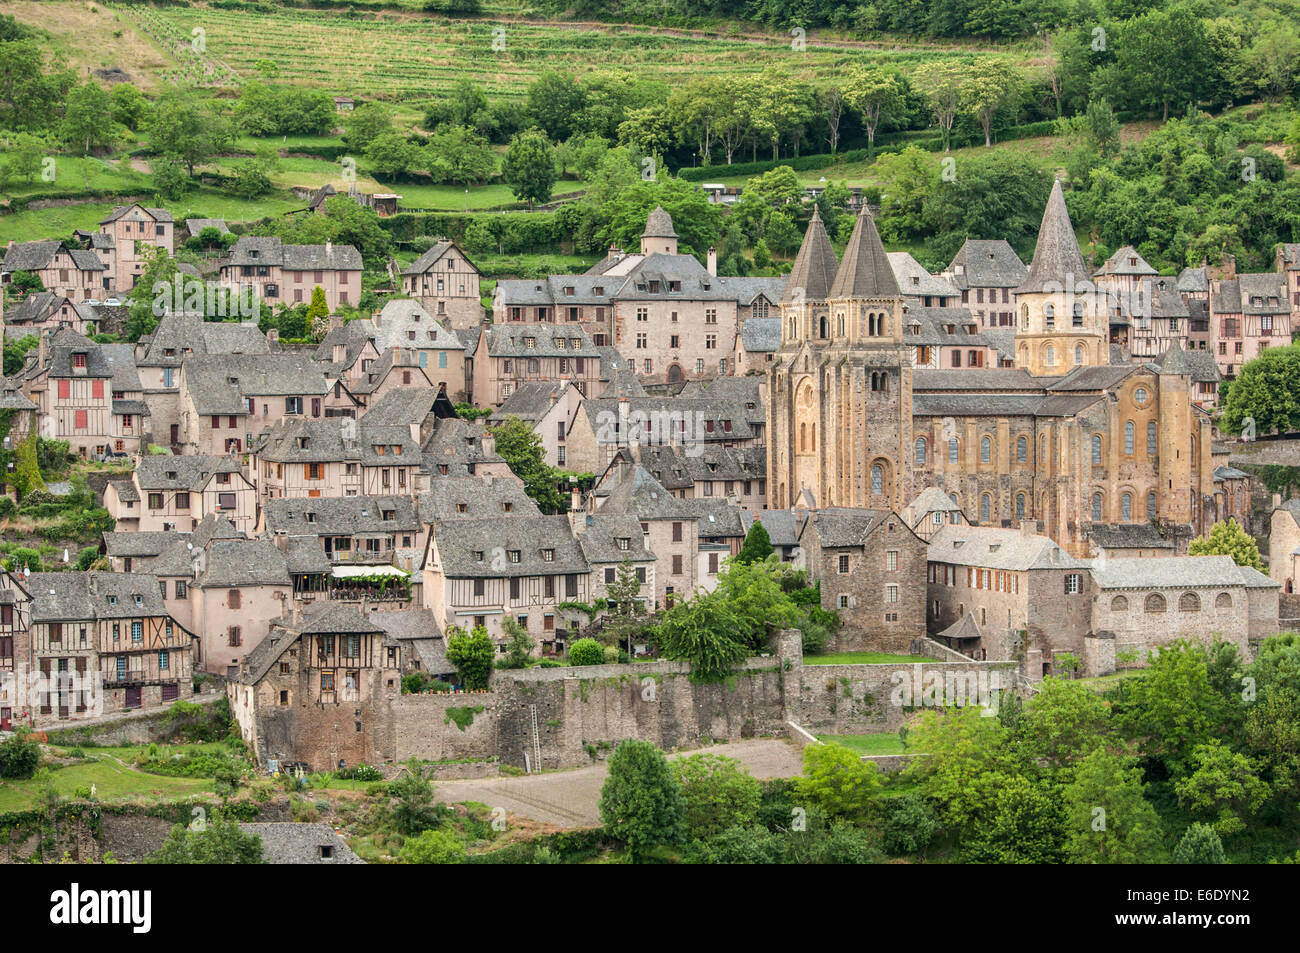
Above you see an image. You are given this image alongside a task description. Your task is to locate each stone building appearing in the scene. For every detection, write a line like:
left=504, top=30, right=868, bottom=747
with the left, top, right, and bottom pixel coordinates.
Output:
left=939, top=239, right=1027, bottom=329
left=3, top=292, right=99, bottom=340
left=218, top=237, right=362, bottom=311
left=1, top=241, right=108, bottom=302
left=105, top=454, right=256, bottom=535
left=1268, top=498, right=1300, bottom=594
left=769, top=179, right=1245, bottom=559
left=400, top=241, right=483, bottom=330
left=798, top=507, right=927, bottom=652
left=95, top=204, right=176, bottom=293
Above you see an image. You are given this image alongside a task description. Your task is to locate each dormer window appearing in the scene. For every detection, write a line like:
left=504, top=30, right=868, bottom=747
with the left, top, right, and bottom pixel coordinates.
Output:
left=542, top=549, right=554, bottom=561
left=249, top=249, right=259, bottom=259
left=74, top=353, right=87, bottom=368
left=563, top=286, right=574, bottom=295
left=382, top=509, right=395, bottom=520
left=617, top=537, right=630, bottom=551
left=593, top=286, right=604, bottom=295
left=503, top=501, right=513, bottom=512
left=166, top=471, right=177, bottom=480
left=507, top=550, right=521, bottom=563
left=306, top=512, right=315, bottom=523
left=134, top=594, right=143, bottom=606
left=108, top=595, right=117, bottom=606
left=524, top=337, right=535, bottom=349
left=474, top=550, right=484, bottom=562
left=457, top=502, right=468, bottom=513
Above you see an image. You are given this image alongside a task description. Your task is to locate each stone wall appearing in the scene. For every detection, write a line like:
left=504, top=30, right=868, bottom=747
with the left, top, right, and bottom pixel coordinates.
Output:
left=396, top=692, right=499, bottom=763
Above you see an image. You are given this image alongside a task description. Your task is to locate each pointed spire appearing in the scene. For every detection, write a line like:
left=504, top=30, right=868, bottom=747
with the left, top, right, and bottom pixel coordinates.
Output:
left=782, top=206, right=840, bottom=304
left=1016, top=179, right=1089, bottom=294
left=829, top=206, right=899, bottom=299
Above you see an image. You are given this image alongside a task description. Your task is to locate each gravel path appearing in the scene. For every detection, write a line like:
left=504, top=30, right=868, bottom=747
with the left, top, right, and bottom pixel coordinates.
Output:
left=434, top=738, right=804, bottom=829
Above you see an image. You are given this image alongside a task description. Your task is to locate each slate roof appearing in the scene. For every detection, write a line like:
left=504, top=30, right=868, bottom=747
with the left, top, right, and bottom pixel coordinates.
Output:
left=421, top=417, right=506, bottom=476
left=1238, top=565, right=1281, bottom=589
left=3, top=241, right=105, bottom=273
left=100, top=204, right=173, bottom=224
left=300, top=602, right=386, bottom=635
left=1086, top=522, right=1175, bottom=551
left=484, top=324, right=601, bottom=359
left=225, top=235, right=361, bottom=271
left=106, top=481, right=139, bottom=503
left=0, top=376, right=36, bottom=411
left=184, top=354, right=329, bottom=414
left=5, top=292, right=95, bottom=327
left=829, top=208, right=899, bottom=299
left=1016, top=180, right=1089, bottom=294
left=419, top=476, right=539, bottom=523
left=238, top=823, right=363, bottom=864
left=783, top=206, right=840, bottom=304
left=905, top=487, right=964, bottom=527
left=195, top=538, right=290, bottom=587
left=403, top=241, right=454, bottom=275
left=943, top=239, right=1028, bottom=290
left=1177, top=266, right=1209, bottom=294
left=135, top=455, right=242, bottom=491
left=1155, top=341, right=1220, bottom=383
left=739, top=318, right=782, bottom=353
left=494, top=380, right=568, bottom=422
left=360, top=387, right=445, bottom=429
left=1089, top=555, right=1246, bottom=589
left=599, top=465, right=696, bottom=520
left=253, top=417, right=418, bottom=464
left=262, top=495, right=420, bottom=536
left=743, top=508, right=800, bottom=548
left=26, top=572, right=175, bottom=623
left=432, top=515, right=587, bottom=576
left=938, top=612, right=983, bottom=641
left=371, top=299, right=465, bottom=353
left=312, top=319, right=376, bottom=374
left=889, top=252, right=959, bottom=299
left=576, top=513, right=657, bottom=564
left=805, top=507, right=893, bottom=547
left=1095, top=245, right=1157, bottom=277
left=1214, top=273, right=1289, bottom=315
left=47, top=341, right=142, bottom=391
left=185, top=218, right=229, bottom=238
left=928, top=524, right=1085, bottom=570
left=102, top=531, right=183, bottom=558
left=902, top=308, right=986, bottom=346
left=138, top=315, right=269, bottom=367
left=642, top=206, right=678, bottom=239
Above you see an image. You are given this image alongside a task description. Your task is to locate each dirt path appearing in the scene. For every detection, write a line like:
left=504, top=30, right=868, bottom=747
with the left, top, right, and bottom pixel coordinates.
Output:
left=434, top=738, right=803, bottom=829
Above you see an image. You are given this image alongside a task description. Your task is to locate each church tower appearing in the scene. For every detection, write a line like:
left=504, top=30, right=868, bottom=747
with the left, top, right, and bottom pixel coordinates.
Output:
left=1013, top=180, right=1108, bottom=375
left=769, top=206, right=912, bottom=512
left=640, top=206, right=678, bottom=256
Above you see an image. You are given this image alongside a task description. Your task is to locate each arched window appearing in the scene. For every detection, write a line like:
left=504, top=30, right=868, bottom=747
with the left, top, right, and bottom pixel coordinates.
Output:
left=1121, top=492, right=1132, bottom=521
left=1179, top=592, right=1201, bottom=612
left=1214, top=592, right=1233, bottom=609
left=1144, top=593, right=1167, bottom=613
left=1041, top=434, right=1047, bottom=459
left=837, top=314, right=845, bottom=336
left=1147, top=421, right=1157, bottom=456
left=1072, top=301, right=1084, bottom=327
left=981, top=436, right=991, bottom=463
left=1091, top=492, right=1102, bottom=522
left=1124, top=421, right=1134, bottom=455
left=1016, top=436, right=1027, bottom=463
left=788, top=317, right=796, bottom=339
left=1044, top=302, right=1055, bottom=326
left=1020, top=304, right=1029, bottom=329
left=980, top=494, right=991, bottom=523
left=867, top=313, right=878, bottom=336
left=915, top=437, right=927, bottom=465
left=871, top=465, right=883, bottom=496
left=1134, top=387, right=1148, bottom=405
left=1045, top=345, right=1056, bottom=366
left=948, top=438, right=959, bottom=464
left=1111, top=595, right=1129, bottom=611
left=879, top=371, right=888, bottom=394
left=799, top=422, right=806, bottom=452
left=1015, top=493, right=1025, bottom=520
left=1147, top=491, right=1157, bottom=519
left=1091, top=434, right=1102, bottom=465
left=819, top=316, right=828, bottom=339
left=1074, top=344, right=1084, bottom=365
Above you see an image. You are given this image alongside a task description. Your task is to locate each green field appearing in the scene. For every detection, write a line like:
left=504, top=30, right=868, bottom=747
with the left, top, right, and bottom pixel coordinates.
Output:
left=114, top=3, right=1014, bottom=99
left=804, top=652, right=931, bottom=665
left=816, top=734, right=911, bottom=755
left=0, top=745, right=223, bottom=812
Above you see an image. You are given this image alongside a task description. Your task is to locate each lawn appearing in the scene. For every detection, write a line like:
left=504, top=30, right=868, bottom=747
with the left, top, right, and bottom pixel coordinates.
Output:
left=804, top=652, right=931, bottom=665
left=816, top=734, right=911, bottom=756
left=0, top=751, right=215, bottom=812
left=1074, top=668, right=1147, bottom=693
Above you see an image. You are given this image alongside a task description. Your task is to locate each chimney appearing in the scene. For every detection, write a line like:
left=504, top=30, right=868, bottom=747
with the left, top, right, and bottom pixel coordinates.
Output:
left=618, top=396, right=629, bottom=445
left=1019, top=519, right=1040, bottom=538
left=371, top=309, right=381, bottom=328
left=707, top=246, right=717, bottom=277
left=570, top=484, right=582, bottom=512
left=325, top=240, right=332, bottom=259
left=481, top=430, right=495, bottom=458
left=330, top=311, right=343, bottom=331
left=1274, top=493, right=1283, bottom=508
left=37, top=330, right=49, bottom=369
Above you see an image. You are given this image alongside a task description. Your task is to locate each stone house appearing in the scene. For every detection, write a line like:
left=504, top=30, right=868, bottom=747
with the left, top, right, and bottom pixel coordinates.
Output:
left=421, top=515, right=591, bottom=650
left=734, top=317, right=780, bottom=377
left=491, top=379, right=595, bottom=472
left=889, top=252, right=960, bottom=309
left=1082, top=522, right=1176, bottom=559
left=1, top=241, right=108, bottom=302
left=799, top=507, right=927, bottom=652
left=926, top=523, right=1093, bottom=679
left=229, top=602, right=403, bottom=770
left=218, top=237, right=362, bottom=311
left=250, top=416, right=421, bottom=500
left=23, top=572, right=195, bottom=723
left=369, top=299, right=469, bottom=399
left=1210, top=272, right=1290, bottom=380
left=3, top=292, right=99, bottom=339
left=939, top=238, right=1027, bottom=329
left=20, top=329, right=147, bottom=458
left=902, top=486, right=969, bottom=541
left=105, top=454, right=257, bottom=534
left=471, top=323, right=603, bottom=406
left=902, top=308, right=999, bottom=370
left=261, top=495, right=424, bottom=575
left=0, top=569, right=32, bottom=731
left=95, top=204, right=176, bottom=292
left=400, top=241, right=483, bottom=330
left=1268, top=498, right=1300, bottom=594
left=134, top=315, right=269, bottom=450
left=420, top=416, right=515, bottom=480
left=593, top=465, right=699, bottom=610
left=186, top=537, right=293, bottom=676
left=574, top=512, right=656, bottom=629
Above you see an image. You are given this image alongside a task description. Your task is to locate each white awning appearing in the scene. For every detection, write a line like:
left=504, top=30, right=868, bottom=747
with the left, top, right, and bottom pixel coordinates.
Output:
left=330, top=565, right=408, bottom=579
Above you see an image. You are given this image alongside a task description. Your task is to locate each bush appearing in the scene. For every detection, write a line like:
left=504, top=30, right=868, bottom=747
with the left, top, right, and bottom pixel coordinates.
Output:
left=568, top=637, right=604, bottom=666
left=0, top=729, right=41, bottom=779
left=335, top=763, right=383, bottom=782
left=673, top=753, right=762, bottom=841
left=882, top=794, right=939, bottom=856
left=399, top=829, right=466, bottom=864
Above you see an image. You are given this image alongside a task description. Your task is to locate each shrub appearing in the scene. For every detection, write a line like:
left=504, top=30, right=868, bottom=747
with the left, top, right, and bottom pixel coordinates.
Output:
left=568, top=637, right=604, bottom=666
left=400, top=828, right=466, bottom=864
left=599, top=739, right=684, bottom=862
left=882, top=793, right=940, bottom=857
left=673, top=753, right=762, bottom=841
left=0, top=730, right=41, bottom=779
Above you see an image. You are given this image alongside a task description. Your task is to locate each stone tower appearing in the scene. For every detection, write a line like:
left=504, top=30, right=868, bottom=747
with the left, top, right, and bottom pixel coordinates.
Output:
left=640, top=206, right=678, bottom=256
left=1013, top=180, right=1108, bottom=375
left=769, top=206, right=912, bottom=512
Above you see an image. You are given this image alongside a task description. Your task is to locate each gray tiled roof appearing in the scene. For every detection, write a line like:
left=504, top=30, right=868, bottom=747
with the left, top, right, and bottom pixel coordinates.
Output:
left=432, top=515, right=588, bottom=576
left=1155, top=341, right=1220, bottom=382
left=740, top=318, right=781, bottom=353
left=253, top=417, right=418, bottom=464
left=185, top=218, right=229, bottom=238
left=889, top=252, right=959, bottom=299
left=226, top=235, right=361, bottom=271
left=102, top=531, right=185, bottom=558
left=6, top=292, right=95, bottom=327
left=928, top=524, right=1085, bottom=570
left=576, top=513, right=656, bottom=564
left=372, top=299, right=465, bottom=353
left=26, top=572, right=176, bottom=623
left=138, top=315, right=269, bottom=367
left=195, top=538, right=290, bottom=587
left=783, top=207, right=839, bottom=304
left=100, top=204, right=173, bottom=224
left=1086, top=522, right=1175, bottom=551
left=943, top=239, right=1028, bottom=290
left=3, top=241, right=105, bottom=273
left=418, top=476, right=539, bottom=522
left=1089, top=555, right=1245, bottom=589
left=484, top=324, right=601, bottom=359
left=1095, top=245, right=1157, bottom=277
left=1177, top=266, right=1209, bottom=293
left=184, top=354, right=329, bottom=414
left=1016, top=180, right=1089, bottom=294
left=1213, top=273, right=1289, bottom=315
left=829, top=208, right=899, bottom=299
left=642, top=206, right=677, bottom=239
left=359, top=387, right=444, bottom=429
left=805, top=507, right=892, bottom=548
left=134, top=454, right=241, bottom=491
left=599, top=465, right=695, bottom=520
left=238, top=823, right=363, bottom=864
left=263, top=495, right=420, bottom=536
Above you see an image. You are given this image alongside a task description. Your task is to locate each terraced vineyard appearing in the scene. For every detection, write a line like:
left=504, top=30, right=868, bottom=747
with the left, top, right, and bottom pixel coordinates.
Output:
left=114, top=3, right=1013, bottom=99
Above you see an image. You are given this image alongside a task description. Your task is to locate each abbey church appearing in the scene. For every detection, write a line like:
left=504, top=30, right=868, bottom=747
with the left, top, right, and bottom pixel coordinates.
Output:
left=768, top=180, right=1247, bottom=558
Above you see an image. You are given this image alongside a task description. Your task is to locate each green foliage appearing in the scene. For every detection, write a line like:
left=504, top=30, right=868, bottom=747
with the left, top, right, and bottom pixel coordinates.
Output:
left=145, top=814, right=264, bottom=864
left=653, top=587, right=749, bottom=683
left=388, top=760, right=441, bottom=836
left=1061, top=748, right=1166, bottom=864
left=453, top=403, right=492, bottom=421
left=445, top=625, right=495, bottom=691
left=962, top=773, right=1064, bottom=863
left=1174, top=741, right=1269, bottom=837
left=499, top=617, right=535, bottom=669
left=903, top=707, right=1015, bottom=840
left=1173, top=823, right=1227, bottom=864
left=1187, top=518, right=1265, bottom=572
left=735, top=520, right=774, bottom=565
left=598, top=740, right=684, bottom=862
left=400, top=828, right=466, bottom=864
left=11, top=430, right=44, bottom=501
left=490, top=416, right=565, bottom=513
left=0, top=729, right=41, bottom=779
left=1015, top=677, right=1111, bottom=766
left=568, top=637, right=604, bottom=667
left=882, top=793, right=939, bottom=857
left=796, top=742, right=882, bottom=826
left=672, top=753, right=762, bottom=841
left=502, top=130, right=557, bottom=209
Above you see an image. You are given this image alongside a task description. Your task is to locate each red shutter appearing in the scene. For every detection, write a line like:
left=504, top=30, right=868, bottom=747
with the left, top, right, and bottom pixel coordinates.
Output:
left=58, top=380, right=70, bottom=399
left=92, top=380, right=104, bottom=399
left=74, top=410, right=88, bottom=430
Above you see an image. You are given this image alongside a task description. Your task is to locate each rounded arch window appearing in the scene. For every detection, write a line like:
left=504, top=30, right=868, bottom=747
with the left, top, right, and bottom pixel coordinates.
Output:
left=1016, top=436, right=1027, bottom=463
left=980, top=494, right=991, bottom=523
left=1074, top=344, right=1084, bottom=365
left=1111, top=595, right=1128, bottom=611
left=1044, top=303, right=1055, bottom=321
left=1045, top=345, right=1056, bottom=366
left=1214, top=592, right=1233, bottom=609
left=1121, top=492, right=1132, bottom=521
left=1020, top=304, right=1029, bottom=329
left=1091, top=492, right=1103, bottom=522
left=1179, top=592, right=1201, bottom=612
left=948, top=438, right=959, bottom=463
left=1147, top=491, right=1157, bottom=519
left=981, top=436, right=992, bottom=463
left=1147, top=421, right=1157, bottom=456
left=915, top=437, right=928, bottom=466
left=871, top=464, right=884, bottom=496
left=1015, top=493, right=1025, bottom=520
left=1091, top=434, right=1102, bottom=464
left=1144, top=593, right=1167, bottom=613
left=1124, top=421, right=1134, bottom=454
